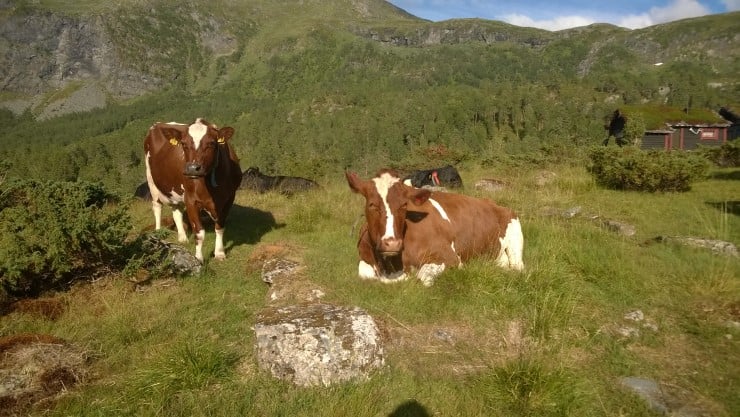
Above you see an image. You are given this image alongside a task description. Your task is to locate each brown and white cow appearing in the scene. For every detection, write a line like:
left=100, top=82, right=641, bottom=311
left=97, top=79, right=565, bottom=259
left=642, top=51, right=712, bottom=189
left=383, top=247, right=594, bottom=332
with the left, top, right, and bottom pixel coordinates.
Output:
left=346, top=169, right=523, bottom=286
left=144, top=118, right=242, bottom=262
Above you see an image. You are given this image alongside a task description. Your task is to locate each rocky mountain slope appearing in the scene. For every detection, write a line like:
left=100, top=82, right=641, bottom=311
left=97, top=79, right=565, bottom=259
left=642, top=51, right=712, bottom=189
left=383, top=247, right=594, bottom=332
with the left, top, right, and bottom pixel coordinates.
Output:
left=0, top=0, right=737, bottom=120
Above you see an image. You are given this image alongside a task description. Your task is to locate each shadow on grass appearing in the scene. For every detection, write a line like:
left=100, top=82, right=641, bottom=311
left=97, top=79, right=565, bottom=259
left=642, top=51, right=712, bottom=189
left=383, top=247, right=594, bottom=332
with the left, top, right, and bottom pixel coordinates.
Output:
left=705, top=200, right=740, bottom=216
left=388, top=400, right=431, bottom=417
left=708, top=169, right=740, bottom=180
left=226, top=203, right=285, bottom=248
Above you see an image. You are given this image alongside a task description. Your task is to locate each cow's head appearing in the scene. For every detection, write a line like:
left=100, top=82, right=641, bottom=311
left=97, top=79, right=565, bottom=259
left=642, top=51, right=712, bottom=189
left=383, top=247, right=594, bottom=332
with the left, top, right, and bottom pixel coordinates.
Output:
left=346, top=170, right=432, bottom=257
left=162, top=119, right=234, bottom=179
left=244, top=167, right=261, bottom=177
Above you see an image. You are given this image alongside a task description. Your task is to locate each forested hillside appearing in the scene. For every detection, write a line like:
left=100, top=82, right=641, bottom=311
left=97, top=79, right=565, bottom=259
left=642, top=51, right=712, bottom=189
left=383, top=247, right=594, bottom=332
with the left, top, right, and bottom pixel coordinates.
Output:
left=0, top=0, right=737, bottom=195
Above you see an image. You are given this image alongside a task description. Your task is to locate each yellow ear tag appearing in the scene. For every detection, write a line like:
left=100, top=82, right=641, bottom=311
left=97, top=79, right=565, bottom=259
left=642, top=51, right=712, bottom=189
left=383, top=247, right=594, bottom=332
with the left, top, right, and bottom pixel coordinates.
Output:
left=217, top=137, right=225, bottom=144
left=169, top=138, right=179, bottom=146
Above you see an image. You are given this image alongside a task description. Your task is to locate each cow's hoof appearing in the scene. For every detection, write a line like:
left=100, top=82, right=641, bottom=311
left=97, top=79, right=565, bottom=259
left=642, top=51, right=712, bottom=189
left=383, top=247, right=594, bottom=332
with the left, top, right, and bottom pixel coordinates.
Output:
left=214, top=254, right=226, bottom=261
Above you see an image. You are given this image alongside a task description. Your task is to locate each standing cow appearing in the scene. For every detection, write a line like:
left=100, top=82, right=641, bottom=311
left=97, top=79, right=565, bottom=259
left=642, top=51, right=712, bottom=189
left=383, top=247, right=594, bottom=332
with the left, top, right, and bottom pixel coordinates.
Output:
left=346, top=169, right=523, bottom=286
left=144, top=118, right=242, bottom=261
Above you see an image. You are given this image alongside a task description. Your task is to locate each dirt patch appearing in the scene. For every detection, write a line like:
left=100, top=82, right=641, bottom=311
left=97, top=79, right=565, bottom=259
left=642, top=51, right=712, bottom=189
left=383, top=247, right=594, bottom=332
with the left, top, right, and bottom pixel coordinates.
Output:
left=0, top=333, right=90, bottom=417
left=7, top=297, right=67, bottom=320
left=245, top=241, right=304, bottom=273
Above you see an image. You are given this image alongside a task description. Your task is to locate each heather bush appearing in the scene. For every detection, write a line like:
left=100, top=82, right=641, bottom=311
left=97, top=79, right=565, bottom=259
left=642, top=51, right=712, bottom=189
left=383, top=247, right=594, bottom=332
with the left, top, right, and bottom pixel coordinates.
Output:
left=0, top=179, right=132, bottom=295
left=698, top=141, right=740, bottom=167
left=587, top=146, right=709, bottom=192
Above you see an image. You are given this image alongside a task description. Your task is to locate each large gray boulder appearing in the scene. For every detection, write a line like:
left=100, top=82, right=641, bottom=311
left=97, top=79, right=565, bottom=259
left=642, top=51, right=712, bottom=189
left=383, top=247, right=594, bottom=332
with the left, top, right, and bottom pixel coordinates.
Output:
left=254, top=303, right=385, bottom=387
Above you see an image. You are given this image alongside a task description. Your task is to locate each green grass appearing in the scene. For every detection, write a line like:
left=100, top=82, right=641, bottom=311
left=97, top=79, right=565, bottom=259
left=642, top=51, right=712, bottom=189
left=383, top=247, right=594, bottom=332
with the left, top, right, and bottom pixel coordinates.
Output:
left=2, top=163, right=739, bottom=416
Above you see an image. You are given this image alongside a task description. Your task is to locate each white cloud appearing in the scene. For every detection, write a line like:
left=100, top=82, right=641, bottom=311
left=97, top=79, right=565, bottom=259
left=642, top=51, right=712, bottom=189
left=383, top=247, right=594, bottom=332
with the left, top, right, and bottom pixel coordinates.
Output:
left=617, top=0, right=712, bottom=29
left=391, top=0, right=734, bottom=31
left=502, top=13, right=595, bottom=31
left=617, top=15, right=654, bottom=29
left=722, top=0, right=740, bottom=10
left=503, top=0, right=714, bottom=31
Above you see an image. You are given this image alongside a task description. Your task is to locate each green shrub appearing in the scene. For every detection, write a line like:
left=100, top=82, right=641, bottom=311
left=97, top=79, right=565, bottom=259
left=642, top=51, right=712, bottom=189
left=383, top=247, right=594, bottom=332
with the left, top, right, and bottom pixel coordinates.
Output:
left=0, top=179, right=132, bottom=295
left=587, top=146, right=709, bottom=192
left=698, top=141, right=740, bottom=167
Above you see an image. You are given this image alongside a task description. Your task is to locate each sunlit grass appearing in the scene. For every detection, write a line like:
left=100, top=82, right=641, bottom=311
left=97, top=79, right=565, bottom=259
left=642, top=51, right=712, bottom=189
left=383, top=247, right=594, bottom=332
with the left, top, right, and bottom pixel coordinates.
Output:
left=3, top=164, right=739, bottom=416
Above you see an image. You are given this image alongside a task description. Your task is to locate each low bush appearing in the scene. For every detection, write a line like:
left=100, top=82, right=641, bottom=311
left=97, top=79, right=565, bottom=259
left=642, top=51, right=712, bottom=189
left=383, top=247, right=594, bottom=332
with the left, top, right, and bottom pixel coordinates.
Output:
left=0, top=180, right=132, bottom=296
left=587, top=146, right=709, bottom=192
left=698, top=141, right=740, bottom=167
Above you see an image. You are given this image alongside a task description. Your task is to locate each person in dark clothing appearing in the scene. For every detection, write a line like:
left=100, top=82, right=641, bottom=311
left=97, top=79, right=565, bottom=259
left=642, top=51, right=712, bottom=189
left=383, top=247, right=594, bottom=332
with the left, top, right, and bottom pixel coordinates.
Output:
left=603, top=109, right=627, bottom=146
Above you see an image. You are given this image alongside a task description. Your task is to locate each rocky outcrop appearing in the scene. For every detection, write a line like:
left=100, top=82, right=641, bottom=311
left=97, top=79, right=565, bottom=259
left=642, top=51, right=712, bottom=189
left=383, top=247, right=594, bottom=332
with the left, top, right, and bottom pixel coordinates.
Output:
left=0, top=3, right=240, bottom=119
left=354, top=21, right=551, bottom=47
left=0, top=10, right=161, bottom=111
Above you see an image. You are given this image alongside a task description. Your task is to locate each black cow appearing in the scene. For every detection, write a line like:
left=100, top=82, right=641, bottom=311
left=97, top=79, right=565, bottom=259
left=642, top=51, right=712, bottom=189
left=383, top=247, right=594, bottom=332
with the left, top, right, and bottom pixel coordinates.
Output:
left=134, top=181, right=152, bottom=201
left=240, top=167, right=319, bottom=195
left=402, top=165, right=463, bottom=189
left=719, top=107, right=739, bottom=125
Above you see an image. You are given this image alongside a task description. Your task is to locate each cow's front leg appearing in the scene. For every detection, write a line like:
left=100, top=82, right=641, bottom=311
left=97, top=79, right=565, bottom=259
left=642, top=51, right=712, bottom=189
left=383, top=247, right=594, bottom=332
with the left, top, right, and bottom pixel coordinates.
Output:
left=193, top=229, right=205, bottom=262
left=358, top=260, right=377, bottom=280
left=172, top=208, right=188, bottom=242
left=186, top=207, right=205, bottom=262
left=214, top=227, right=226, bottom=260
left=417, top=263, right=446, bottom=287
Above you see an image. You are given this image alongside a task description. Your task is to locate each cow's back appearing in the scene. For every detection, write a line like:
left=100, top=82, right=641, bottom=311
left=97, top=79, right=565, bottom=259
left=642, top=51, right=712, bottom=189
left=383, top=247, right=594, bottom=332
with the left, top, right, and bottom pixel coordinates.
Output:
left=408, top=192, right=515, bottom=262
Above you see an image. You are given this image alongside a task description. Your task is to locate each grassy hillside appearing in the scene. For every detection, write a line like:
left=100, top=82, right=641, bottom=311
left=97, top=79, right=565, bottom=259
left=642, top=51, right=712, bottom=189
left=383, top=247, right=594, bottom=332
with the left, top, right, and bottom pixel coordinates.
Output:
left=2, top=162, right=738, bottom=416
left=0, top=3, right=737, bottom=189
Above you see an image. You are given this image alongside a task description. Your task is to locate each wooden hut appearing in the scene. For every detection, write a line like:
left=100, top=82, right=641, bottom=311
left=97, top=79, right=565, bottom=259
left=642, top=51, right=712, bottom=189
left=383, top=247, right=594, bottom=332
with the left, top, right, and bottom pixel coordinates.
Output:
left=641, top=121, right=730, bottom=150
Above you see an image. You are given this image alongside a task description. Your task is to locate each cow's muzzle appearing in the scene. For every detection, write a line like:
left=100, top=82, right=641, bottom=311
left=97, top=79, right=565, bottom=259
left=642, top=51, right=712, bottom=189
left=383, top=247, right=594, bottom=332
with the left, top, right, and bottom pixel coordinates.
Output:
left=378, top=237, right=403, bottom=257
left=184, top=163, right=207, bottom=178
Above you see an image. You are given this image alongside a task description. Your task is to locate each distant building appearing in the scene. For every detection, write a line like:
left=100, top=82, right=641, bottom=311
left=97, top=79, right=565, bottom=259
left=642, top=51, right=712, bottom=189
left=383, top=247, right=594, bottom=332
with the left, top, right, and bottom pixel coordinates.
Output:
left=641, top=121, right=731, bottom=150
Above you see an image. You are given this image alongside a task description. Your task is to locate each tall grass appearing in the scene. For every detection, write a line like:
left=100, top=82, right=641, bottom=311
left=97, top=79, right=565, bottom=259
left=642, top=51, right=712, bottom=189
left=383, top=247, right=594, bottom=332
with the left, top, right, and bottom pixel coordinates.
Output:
left=2, top=163, right=738, bottom=416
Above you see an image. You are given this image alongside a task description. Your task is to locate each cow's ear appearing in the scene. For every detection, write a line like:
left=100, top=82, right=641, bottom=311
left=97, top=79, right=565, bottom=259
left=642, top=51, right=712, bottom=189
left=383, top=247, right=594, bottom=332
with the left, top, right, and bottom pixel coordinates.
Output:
left=159, top=127, right=184, bottom=146
left=217, top=127, right=235, bottom=144
left=346, top=171, right=362, bottom=194
left=409, top=188, right=431, bottom=206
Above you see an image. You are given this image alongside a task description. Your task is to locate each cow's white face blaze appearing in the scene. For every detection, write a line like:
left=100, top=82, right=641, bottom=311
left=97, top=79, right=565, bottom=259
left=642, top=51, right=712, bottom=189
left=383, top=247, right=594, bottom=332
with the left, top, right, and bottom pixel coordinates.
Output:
left=188, top=121, right=207, bottom=149
left=372, top=172, right=401, bottom=252
left=181, top=119, right=216, bottom=178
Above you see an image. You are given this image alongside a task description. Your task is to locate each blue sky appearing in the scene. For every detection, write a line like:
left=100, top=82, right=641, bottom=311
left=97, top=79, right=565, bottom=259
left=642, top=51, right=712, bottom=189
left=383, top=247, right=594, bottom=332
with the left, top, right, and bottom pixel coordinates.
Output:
left=387, top=0, right=740, bottom=30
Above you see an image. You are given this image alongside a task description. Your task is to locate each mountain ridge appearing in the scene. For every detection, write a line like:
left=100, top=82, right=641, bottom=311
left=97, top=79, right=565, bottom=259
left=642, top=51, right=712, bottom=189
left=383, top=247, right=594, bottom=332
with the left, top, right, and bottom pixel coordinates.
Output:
left=0, top=0, right=737, bottom=120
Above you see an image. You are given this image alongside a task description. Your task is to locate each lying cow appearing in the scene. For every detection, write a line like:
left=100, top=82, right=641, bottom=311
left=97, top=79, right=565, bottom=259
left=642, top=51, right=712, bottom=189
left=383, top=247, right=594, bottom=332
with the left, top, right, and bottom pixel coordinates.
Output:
left=144, top=118, right=242, bottom=261
left=134, top=181, right=152, bottom=201
left=403, top=165, right=463, bottom=189
left=346, top=169, right=523, bottom=286
left=240, top=167, right=319, bottom=195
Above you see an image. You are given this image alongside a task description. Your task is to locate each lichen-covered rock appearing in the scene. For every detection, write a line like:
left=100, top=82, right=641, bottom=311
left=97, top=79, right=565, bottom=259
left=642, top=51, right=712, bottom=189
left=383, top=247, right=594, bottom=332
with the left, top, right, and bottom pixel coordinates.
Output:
left=254, top=303, right=385, bottom=387
left=474, top=178, right=508, bottom=193
left=141, top=234, right=201, bottom=276
left=654, top=236, right=738, bottom=257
